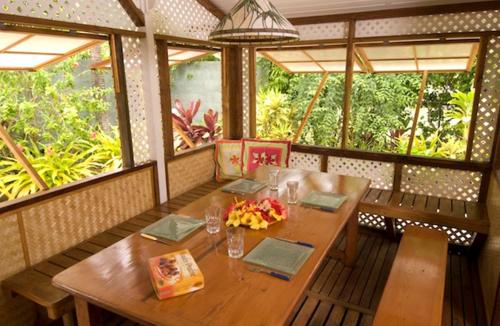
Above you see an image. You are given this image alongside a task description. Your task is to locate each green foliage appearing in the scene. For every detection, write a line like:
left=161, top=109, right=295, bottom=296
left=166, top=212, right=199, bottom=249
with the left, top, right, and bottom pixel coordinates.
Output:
left=256, top=89, right=296, bottom=140
left=0, top=47, right=122, bottom=200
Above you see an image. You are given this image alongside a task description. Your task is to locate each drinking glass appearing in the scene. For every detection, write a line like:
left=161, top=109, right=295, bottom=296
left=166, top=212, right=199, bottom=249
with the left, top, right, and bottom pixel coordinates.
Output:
left=268, top=167, right=280, bottom=191
left=226, top=227, right=245, bottom=258
left=205, top=206, right=222, bottom=234
left=287, top=180, right=299, bottom=204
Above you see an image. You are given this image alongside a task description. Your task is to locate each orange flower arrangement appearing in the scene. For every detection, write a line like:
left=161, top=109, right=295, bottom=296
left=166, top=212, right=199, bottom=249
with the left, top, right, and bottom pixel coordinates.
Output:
left=224, top=197, right=287, bottom=230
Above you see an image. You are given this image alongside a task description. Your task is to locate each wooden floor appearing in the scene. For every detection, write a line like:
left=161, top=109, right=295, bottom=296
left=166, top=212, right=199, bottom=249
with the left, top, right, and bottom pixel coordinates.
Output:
left=50, top=181, right=486, bottom=326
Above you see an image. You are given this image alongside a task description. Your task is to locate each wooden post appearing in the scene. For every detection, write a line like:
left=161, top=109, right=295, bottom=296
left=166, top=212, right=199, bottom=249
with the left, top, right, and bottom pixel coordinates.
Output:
left=156, top=40, right=175, bottom=160
left=0, top=124, right=48, bottom=190
left=249, top=47, right=257, bottom=138
left=222, top=47, right=244, bottom=140
left=293, top=73, right=329, bottom=143
left=110, top=34, right=134, bottom=168
left=341, top=20, right=356, bottom=149
left=466, top=36, right=489, bottom=161
left=407, top=71, right=429, bottom=155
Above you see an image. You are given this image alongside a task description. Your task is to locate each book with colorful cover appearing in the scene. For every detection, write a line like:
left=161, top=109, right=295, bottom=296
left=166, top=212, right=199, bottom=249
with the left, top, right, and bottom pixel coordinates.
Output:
left=148, top=249, right=204, bottom=300
left=300, top=191, right=347, bottom=212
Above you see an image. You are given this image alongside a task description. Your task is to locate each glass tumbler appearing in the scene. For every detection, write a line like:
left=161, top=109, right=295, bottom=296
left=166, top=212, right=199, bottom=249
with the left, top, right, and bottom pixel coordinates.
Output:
left=205, top=206, right=222, bottom=234
left=226, top=227, right=245, bottom=258
left=287, top=180, right=299, bottom=204
left=268, top=167, right=280, bottom=191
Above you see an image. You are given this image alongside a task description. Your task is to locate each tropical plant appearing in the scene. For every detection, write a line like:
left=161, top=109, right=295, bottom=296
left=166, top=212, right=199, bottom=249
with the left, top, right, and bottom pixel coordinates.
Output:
left=257, top=88, right=296, bottom=140
left=172, top=99, right=222, bottom=151
left=444, top=89, right=474, bottom=140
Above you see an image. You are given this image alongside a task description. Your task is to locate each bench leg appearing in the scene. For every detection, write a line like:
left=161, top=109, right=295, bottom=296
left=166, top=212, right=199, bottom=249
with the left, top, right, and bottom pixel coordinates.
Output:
left=344, top=208, right=359, bottom=267
left=74, top=297, right=102, bottom=326
left=62, top=312, right=75, bottom=326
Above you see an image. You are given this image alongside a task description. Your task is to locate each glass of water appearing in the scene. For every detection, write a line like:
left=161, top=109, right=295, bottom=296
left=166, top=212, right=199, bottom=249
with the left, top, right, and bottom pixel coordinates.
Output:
left=205, top=206, right=222, bottom=234
left=268, top=167, right=280, bottom=191
left=226, top=227, right=245, bottom=258
left=287, top=180, right=299, bottom=204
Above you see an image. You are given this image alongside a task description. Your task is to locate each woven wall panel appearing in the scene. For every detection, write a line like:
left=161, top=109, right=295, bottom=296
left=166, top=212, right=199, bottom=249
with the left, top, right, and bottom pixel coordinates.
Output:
left=356, top=10, right=500, bottom=37
left=289, top=152, right=322, bottom=172
left=22, top=168, right=155, bottom=265
left=328, top=157, right=394, bottom=190
left=0, top=0, right=138, bottom=31
left=168, top=149, right=215, bottom=198
left=296, top=22, right=347, bottom=40
left=472, top=36, right=500, bottom=162
left=152, top=0, right=219, bottom=39
left=401, top=165, right=481, bottom=201
left=123, top=36, right=151, bottom=164
left=0, top=214, right=27, bottom=298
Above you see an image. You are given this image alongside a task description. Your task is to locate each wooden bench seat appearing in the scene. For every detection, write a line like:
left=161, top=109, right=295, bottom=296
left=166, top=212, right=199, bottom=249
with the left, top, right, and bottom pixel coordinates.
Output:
left=360, top=188, right=489, bottom=236
left=373, top=226, right=449, bottom=326
left=1, top=180, right=222, bottom=325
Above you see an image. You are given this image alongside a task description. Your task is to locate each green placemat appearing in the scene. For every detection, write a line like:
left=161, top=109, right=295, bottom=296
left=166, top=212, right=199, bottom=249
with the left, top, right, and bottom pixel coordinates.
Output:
left=243, top=237, right=314, bottom=275
left=221, top=179, right=266, bottom=195
left=141, top=214, right=205, bottom=242
left=300, top=191, right=347, bottom=212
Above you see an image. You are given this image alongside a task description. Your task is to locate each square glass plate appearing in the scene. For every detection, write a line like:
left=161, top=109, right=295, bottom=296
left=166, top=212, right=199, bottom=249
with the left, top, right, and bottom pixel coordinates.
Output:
left=300, top=191, right=347, bottom=212
left=141, top=215, right=205, bottom=242
left=221, top=179, right=266, bottom=195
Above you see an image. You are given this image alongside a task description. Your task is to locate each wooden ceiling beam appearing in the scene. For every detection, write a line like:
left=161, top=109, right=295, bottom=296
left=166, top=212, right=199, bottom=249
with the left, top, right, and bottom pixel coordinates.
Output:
left=289, top=1, right=500, bottom=25
left=117, top=0, right=145, bottom=27
left=196, top=0, right=225, bottom=20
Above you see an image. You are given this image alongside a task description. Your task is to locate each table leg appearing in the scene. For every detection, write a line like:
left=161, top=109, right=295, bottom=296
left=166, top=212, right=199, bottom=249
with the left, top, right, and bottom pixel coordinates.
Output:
left=74, top=297, right=102, bottom=326
left=344, top=208, right=359, bottom=267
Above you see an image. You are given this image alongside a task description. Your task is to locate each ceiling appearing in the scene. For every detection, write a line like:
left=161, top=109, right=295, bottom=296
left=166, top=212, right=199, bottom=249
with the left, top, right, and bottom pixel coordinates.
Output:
left=210, top=0, right=494, bottom=18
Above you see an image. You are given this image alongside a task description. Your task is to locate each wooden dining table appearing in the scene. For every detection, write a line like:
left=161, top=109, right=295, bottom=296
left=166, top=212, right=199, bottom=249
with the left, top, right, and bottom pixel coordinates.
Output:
left=53, top=167, right=370, bottom=325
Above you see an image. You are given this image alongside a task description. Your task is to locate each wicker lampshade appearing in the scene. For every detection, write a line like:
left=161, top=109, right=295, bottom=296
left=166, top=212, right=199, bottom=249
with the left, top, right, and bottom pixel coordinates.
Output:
left=209, top=0, right=300, bottom=45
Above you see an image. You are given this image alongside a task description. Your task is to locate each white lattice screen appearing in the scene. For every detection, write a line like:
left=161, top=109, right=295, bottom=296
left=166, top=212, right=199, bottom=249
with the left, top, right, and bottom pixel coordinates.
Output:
left=328, top=157, right=394, bottom=190
left=122, top=37, right=151, bottom=164
left=401, top=165, right=482, bottom=201
left=289, top=152, right=322, bottom=172
left=0, top=0, right=138, bottom=31
left=396, top=219, right=475, bottom=246
left=242, top=48, right=251, bottom=138
left=296, top=22, right=347, bottom=40
left=151, top=0, right=219, bottom=40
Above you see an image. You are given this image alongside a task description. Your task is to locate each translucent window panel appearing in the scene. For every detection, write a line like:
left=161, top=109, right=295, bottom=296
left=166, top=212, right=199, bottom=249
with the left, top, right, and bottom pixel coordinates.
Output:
left=0, top=53, right=57, bottom=69
left=320, top=61, right=362, bottom=72
left=415, top=43, right=476, bottom=58
left=306, top=48, right=347, bottom=61
left=0, top=32, right=30, bottom=51
left=418, top=58, right=469, bottom=71
left=169, top=50, right=212, bottom=61
left=168, top=49, right=182, bottom=56
left=263, top=51, right=310, bottom=62
left=281, top=62, right=323, bottom=72
left=371, top=60, right=417, bottom=72
left=362, top=46, right=414, bottom=60
left=9, top=35, right=96, bottom=54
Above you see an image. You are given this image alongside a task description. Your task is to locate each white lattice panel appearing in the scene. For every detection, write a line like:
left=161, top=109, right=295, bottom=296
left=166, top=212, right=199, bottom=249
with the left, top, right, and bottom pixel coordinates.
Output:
left=152, top=0, right=219, bottom=39
left=396, top=220, right=476, bottom=246
left=356, top=10, right=500, bottom=37
left=123, top=37, right=150, bottom=164
left=358, top=212, right=386, bottom=230
left=289, top=152, right=321, bottom=172
left=472, top=36, right=500, bottom=162
left=242, top=48, right=250, bottom=138
left=0, top=0, right=138, bottom=31
left=401, top=165, right=482, bottom=201
left=328, top=157, right=394, bottom=190
left=296, top=22, right=347, bottom=40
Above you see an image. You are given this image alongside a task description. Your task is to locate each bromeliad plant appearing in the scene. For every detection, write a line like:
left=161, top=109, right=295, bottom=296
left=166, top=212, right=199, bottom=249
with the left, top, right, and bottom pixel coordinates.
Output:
left=172, top=99, right=222, bottom=151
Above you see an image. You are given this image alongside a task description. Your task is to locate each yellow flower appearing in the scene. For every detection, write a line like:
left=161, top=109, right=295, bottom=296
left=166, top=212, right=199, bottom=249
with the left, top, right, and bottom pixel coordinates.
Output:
left=249, top=214, right=269, bottom=230
left=226, top=211, right=241, bottom=227
left=269, top=209, right=283, bottom=221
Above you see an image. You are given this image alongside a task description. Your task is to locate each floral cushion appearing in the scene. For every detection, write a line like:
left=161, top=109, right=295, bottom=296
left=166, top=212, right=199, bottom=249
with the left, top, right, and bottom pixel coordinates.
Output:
left=215, top=140, right=243, bottom=181
left=241, top=139, right=291, bottom=175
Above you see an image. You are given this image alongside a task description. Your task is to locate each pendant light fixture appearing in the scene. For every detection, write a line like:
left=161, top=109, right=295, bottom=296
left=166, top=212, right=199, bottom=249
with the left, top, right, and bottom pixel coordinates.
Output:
left=209, top=0, right=300, bottom=45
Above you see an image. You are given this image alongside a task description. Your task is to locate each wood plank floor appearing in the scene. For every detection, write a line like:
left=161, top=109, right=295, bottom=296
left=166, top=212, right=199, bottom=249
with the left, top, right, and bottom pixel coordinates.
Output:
left=51, top=180, right=485, bottom=326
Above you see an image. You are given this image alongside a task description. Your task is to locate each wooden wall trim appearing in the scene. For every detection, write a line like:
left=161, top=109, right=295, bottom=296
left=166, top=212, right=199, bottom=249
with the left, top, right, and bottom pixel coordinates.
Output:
left=156, top=40, right=175, bottom=160
left=168, top=143, right=216, bottom=162
left=117, top=0, right=145, bottom=27
left=195, top=0, right=225, bottom=20
left=341, top=21, right=355, bottom=149
left=0, top=13, right=145, bottom=38
left=288, top=1, right=500, bottom=25
left=222, top=47, right=244, bottom=139
left=249, top=47, right=257, bottom=138
left=0, top=162, right=157, bottom=215
left=291, top=144, right=490, bottom=172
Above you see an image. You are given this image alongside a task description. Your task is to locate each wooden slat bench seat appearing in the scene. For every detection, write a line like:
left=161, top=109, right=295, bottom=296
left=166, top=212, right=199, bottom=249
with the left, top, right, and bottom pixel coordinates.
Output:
left=1, top=180, right=222, bottom=325
left=373, top=226, right=449, bottom=326
left=360, top=188, right=489, bottom=238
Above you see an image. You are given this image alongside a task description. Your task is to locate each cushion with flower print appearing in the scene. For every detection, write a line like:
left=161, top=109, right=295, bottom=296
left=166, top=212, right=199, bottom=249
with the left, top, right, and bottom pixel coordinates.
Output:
left=241, top=139, right=291, bottom=175
left=215, top=139, right=243, bottom=181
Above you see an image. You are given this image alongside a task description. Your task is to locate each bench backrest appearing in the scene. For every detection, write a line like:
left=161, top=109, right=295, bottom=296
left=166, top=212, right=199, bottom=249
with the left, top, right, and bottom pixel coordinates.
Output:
left=373, top=226, right=448, bottom=326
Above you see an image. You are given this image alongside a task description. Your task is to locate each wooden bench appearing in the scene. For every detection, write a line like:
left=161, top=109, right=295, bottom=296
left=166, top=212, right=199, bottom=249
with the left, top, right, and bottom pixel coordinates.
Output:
left=360, top=188, right=489, bottom=246
left=373, top=226, right=448, bottom=326
left=1, top=180, right=221, bottom=325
